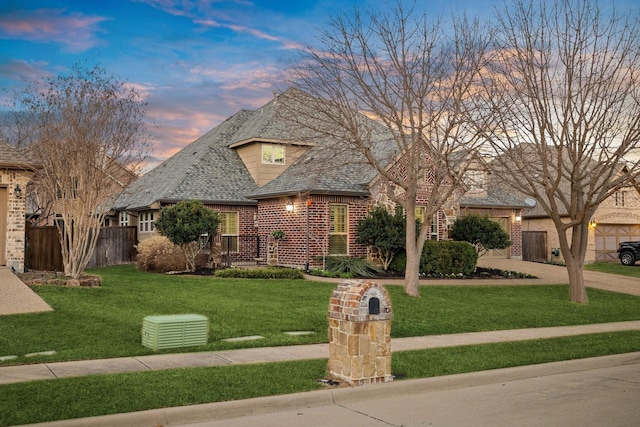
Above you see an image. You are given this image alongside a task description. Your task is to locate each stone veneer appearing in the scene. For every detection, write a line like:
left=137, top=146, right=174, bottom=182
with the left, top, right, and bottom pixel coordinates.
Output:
left=328, top=280, right=393, bottom=386
left=1, top=169, right=33, bottom=273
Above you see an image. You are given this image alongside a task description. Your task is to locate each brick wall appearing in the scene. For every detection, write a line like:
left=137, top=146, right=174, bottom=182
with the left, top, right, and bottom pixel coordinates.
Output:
left=257, top=195, right=368, bottom=269
left=1, top=169, right=34, bottom=272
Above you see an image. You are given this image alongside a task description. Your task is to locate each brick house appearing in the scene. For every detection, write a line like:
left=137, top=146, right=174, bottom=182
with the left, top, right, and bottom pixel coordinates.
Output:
left=522, top=182, right=640, bottom=264
left=459, top=181, right=528, bottom=260
left=114, top=90, right=525, bottom=269
left=0, top=140, right=40, bottom=272
left=26, top=158, right=138, bottom=227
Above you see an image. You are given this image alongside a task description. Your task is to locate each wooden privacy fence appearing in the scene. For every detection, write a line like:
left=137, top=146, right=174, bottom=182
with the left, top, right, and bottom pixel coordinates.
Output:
left=26, top=225, right=137, bottom=272
left=522, top=231, right=547, bottom=263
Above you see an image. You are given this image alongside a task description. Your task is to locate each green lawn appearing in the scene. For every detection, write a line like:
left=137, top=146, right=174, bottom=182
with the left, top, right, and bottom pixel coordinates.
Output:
left=1, top=264, right=640, bottom=365
left=1, top=264, right=640, bottom=425
left=2, top=331, right=640, bottom=426
left=585, top=261, right=640, bottom=278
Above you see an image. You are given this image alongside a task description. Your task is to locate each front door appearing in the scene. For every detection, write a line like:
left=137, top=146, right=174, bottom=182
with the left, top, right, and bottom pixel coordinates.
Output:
left=0, top=187, right=7, bottom=265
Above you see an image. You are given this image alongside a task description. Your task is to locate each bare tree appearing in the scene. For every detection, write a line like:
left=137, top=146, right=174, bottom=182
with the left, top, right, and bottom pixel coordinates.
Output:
left=474, top=0, right=640, bottom=303
left=3, top=63, right=148, bottom=278
left=287, top=2, right=491, bottom=296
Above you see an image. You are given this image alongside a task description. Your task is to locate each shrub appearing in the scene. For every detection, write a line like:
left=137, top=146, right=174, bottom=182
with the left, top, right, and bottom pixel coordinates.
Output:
left=155, top=200, right=219, bottom=272
left=323, top=256, right=383, bottom=277
left=451, top=214, right=511, bottom=258
left=214, top=267, right=304, bottom=279
left=135, top=235, right=187, bottom=273
left=356, top=206, right=405, bottom=270
left=421, top=240, right=477, bottom=276
left=389, top=241, right=477, bottom=277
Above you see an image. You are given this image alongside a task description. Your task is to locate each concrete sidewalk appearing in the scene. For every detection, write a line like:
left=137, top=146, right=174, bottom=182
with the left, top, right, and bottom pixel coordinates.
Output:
left=2, top=320, right=640, bottom=386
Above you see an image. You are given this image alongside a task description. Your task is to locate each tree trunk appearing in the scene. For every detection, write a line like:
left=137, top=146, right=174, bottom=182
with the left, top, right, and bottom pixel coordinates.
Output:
left=560, top=222, right=590, bottom=304
left=565, top=257, right=588, bottom=303
left=404, top=243, right=421, bottom=297
left=404, top=199, right=421, bottom=297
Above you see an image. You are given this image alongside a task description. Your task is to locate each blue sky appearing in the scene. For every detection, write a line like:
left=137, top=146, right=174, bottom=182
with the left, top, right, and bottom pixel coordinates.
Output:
left=1, top=0, right=636, bottom=169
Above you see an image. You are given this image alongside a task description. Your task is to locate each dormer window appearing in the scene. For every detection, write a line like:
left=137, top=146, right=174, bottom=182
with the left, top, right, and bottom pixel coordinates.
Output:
left=262, top=144, right=285, bottom=164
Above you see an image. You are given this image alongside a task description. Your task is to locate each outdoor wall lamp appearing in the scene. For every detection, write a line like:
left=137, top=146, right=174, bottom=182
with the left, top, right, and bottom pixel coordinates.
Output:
left=515, top=215, right=522, bottom=223
left=589, top=220, right=596, bottom=228
left=14, top=184, right=22, bottom=198
left=285, top=201, right=294, bottom=212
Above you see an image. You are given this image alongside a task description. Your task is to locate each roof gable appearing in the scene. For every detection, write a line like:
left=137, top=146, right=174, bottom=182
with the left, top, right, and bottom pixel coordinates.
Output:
left=115, top=110, right=259, bottom=209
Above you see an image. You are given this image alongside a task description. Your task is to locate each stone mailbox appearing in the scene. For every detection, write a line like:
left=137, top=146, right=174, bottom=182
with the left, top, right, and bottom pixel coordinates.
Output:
left=328, top=280, right=393, bottom=385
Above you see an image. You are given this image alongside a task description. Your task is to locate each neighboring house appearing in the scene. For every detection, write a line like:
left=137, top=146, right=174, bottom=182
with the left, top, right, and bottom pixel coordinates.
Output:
left=26, top=158, right=138, bottom=227
left=114, top=90, right=525, bottom=269
left=0, top=140, right=40, bottom=272
left=457, top=157, right=528, bottom=260
left=522, top=183, right=640, bottom=264
left=459, top=194, right=528, bottom=260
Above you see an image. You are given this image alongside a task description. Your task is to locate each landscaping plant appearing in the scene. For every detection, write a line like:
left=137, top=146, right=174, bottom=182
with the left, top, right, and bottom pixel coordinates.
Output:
left=135, top=235, right=187, bottom=273
left=154, top=200, right=220, bottom=272
left=323, top=256, right=383, bottom=277
left=450, top=213, right=511, bottom=259
left=390, top=241, right=477, bottom=277
left=356, top=206, right=406, bottom=270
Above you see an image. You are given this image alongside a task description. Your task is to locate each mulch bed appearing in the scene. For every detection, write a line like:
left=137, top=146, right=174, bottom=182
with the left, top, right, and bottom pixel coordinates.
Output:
left=16, top=270, right=102, bottom=287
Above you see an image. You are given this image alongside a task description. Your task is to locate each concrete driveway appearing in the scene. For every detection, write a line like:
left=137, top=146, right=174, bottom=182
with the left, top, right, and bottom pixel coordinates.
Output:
left=477, top=258, right=640, bottom=296
left=0, top=267, right=52, bottom=315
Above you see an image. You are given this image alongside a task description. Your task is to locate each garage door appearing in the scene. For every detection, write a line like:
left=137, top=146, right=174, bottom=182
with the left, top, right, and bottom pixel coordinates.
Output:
left=595, top=224, right=640, bottom=262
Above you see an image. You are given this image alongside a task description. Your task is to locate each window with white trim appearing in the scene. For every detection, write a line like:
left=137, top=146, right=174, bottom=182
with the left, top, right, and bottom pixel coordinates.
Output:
left=262, top=144, right=285, bottom=164
left=329, top=204, right=348, bottom=255
left=119, top=212, right=130, bottom=226
left=139, top=211, right=155, bottom=232
left=615, top=191, right=626, bottom=207
left=430, top=213, right=439, bottom=240
left=219, top=211, right=239, bottom=252
left=412, top=207, right=438, bottom=239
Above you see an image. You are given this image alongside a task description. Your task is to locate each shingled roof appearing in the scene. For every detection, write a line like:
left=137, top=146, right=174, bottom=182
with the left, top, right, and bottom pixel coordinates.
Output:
left=460, top=189, right=529, bottom=210
left=114, top=109, right=259, bottom=210
left=115, top=89, right=397, bottom=210
left=0, top=140, right=41, bottom=169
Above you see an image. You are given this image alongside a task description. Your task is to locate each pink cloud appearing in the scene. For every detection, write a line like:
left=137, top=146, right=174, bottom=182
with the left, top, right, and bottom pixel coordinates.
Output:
left=0, top=59, right=51, bottom=82
left=190, top=63, right=286, bottom=90
left=0, top=9, right=109, bottom=52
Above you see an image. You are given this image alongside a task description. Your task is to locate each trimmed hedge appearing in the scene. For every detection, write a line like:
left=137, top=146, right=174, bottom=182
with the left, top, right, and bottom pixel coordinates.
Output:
left=389, top=240, right=478, bottom=277
left=214, top=267, right=304, bottom=279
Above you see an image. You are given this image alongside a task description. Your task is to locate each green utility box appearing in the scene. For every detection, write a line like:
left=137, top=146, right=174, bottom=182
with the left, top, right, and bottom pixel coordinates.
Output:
left=142, top=314, right=209, bottom=350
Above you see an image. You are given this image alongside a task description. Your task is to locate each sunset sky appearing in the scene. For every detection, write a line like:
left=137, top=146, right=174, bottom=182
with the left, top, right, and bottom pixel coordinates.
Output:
left=1, top=0, right=637, bottom=171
